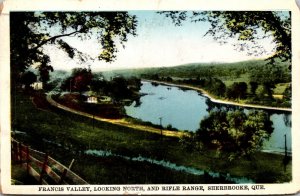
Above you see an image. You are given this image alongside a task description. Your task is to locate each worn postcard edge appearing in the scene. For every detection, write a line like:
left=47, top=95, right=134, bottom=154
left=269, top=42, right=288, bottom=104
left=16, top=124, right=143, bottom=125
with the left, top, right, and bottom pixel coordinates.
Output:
left=0, top=0, right=300, bottom=195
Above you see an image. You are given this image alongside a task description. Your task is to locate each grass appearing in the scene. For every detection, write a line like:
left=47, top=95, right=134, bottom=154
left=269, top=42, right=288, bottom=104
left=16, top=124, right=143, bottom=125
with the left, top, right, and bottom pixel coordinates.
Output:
left=274, top=83, right=290, bottom=95
left=72, top=154, right=235, bottom=184
left=11, top=164, right=39, bottom=185
left=11, top=90, right=292, bottom=184
left=222, top=73, right=251, bottom=86
left=221, top=73, right=289, bottom=98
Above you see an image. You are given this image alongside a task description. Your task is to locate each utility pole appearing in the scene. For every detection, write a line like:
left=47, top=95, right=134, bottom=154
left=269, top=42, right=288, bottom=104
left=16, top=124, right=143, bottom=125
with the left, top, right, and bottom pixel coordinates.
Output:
left=283, top=134, right=289, bottom=172
left=285, top=134, right=287, bottom=158
left=159, top=117, right=163, bottom=137
left=69, top=79, right=72, bottom=93
left=93, top=115, right=95, bottom=130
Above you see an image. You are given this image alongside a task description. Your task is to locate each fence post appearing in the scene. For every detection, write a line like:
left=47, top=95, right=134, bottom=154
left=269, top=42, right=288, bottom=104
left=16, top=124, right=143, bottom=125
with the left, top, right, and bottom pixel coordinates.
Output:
left=59, top=159, right=75, bottom=184
left=26, top=146, right=30, bottom=174
left=39, top=153, right=48, bottom=184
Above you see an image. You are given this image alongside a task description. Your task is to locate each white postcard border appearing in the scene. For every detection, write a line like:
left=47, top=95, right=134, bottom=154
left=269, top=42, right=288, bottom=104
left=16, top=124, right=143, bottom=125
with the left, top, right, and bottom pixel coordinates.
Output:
left=1, top=0, right=300, bottom=195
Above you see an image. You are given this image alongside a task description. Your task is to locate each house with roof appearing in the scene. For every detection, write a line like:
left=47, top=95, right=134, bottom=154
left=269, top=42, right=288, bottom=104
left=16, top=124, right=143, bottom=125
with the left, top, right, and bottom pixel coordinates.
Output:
left=87, top=95, right=98, bottom=103
left=30, top=81, right=43, bottom=90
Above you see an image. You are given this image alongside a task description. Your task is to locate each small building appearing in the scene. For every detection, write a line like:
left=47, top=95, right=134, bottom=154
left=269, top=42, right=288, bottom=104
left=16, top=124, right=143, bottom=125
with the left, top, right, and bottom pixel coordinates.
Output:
left=87, top=96, right=98, bottom=103
left=30, top=82, right=43, bottom=90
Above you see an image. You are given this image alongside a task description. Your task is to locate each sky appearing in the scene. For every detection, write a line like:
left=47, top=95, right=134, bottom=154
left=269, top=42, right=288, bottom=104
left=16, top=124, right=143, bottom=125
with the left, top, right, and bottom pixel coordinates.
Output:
left=43, top=11, right=276, bottom=72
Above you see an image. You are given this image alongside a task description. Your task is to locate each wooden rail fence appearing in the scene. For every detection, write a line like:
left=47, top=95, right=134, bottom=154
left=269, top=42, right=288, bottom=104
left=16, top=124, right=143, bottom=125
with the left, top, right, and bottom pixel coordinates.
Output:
left=11, top=138, right=88, bottom=185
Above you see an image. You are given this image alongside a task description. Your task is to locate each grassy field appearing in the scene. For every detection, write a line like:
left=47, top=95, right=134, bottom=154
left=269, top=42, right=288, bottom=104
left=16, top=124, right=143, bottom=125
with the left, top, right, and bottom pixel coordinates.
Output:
left=221, top=72, right=289, bottom=96
left=11, top=91, right=292, bottom=184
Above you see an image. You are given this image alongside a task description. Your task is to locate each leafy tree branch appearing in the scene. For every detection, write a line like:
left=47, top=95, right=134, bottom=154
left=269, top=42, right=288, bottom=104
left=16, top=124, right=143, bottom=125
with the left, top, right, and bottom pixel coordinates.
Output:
left=10, top=11, right=138, bottom=86
left=160, top=11, right=291, bottom=65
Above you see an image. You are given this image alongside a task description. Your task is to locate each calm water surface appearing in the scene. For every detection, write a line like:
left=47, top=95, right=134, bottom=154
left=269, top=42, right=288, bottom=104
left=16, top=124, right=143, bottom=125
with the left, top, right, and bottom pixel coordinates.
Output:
left=125, top=81, right=292, bottom=154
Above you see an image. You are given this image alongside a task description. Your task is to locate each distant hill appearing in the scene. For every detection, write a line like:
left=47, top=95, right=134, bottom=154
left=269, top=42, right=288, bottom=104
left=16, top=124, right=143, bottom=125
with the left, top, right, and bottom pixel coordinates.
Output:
left=100, top=59, right=289, bottom=80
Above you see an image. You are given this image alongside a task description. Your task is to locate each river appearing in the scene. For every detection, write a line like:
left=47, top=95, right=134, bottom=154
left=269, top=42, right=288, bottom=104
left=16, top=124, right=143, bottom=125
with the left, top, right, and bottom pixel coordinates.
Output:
left=125, top=81, right=292, bottom=154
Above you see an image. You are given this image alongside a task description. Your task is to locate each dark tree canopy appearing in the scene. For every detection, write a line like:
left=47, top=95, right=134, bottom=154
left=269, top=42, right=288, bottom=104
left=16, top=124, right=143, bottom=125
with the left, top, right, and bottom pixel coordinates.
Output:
left=226, top=82, right=248, bottom=100
left=249, top=81, right=259, bottom=95
left=61, top=68, right=93, bottom=93
left=10, top=12, right=138, bottom=84
left=160, top=11, right=291, bottom=65
left=197, top=110, right=273, bottom=159
left=20, top=71, right=37, bottom=88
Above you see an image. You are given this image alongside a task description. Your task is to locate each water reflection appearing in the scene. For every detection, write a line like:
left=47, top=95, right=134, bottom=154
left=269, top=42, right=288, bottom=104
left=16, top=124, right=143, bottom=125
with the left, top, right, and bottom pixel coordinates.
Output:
left=283, top=114, right=292, bottom=127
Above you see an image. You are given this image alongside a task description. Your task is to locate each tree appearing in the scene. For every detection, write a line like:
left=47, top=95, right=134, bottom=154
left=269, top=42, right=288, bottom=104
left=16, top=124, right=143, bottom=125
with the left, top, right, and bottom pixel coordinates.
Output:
left=283, top=84, right=291, bottom=102
left=38, top=64, right=54, bottom=86
left=60, top=77, right=72, bottom=92
left=250, top=63, right=290, bottom=84
left=72, top=68, right=93, bottom=93
left=161, top=11, right=291, bottom=66
left=20, top=71, right=37, bottom=89
left=249, top=81, right=258, bottom=95
left=90, top=79, right=107, bottom=94
left=263, top=82, right=275, bottom=100
left=110, top=76, right=131, bottom=101
left=206, top=78, right=226, bottom=97
left=240, top=111, right=273, bottom=155
left=10, top=12, right=138, bottom=85
left=61, top=68, right=93, bottom=93
left=196, top=110, right=273, bottom=160
left=127, top=77, right=142, bottom=91
left=226, top=82, right=247, bottom=100
left=212, top=78, right=226, bottom=97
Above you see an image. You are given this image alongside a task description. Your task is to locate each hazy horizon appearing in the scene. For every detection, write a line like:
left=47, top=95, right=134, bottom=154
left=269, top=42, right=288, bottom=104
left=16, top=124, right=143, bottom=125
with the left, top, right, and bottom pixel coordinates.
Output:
left=50, top=58, right=270, bottom=75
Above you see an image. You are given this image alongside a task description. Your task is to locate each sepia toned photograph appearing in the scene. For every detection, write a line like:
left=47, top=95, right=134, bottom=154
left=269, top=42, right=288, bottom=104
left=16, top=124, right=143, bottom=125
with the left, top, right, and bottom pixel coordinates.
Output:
left=1, top=0, right=299, bottom=195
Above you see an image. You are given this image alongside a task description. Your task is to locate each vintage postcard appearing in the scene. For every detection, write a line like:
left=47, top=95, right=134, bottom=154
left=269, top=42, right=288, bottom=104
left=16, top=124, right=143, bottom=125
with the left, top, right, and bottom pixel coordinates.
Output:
left=1, top=0, right=300, bottom=195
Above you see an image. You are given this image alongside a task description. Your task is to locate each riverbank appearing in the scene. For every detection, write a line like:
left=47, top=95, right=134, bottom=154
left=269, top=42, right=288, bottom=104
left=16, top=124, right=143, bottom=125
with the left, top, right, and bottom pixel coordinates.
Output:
left=144, top=80, right=292, bottom=112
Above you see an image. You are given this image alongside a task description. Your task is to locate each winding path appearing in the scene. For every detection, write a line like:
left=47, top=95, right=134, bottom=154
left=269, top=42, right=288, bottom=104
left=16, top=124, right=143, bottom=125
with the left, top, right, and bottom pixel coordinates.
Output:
left=46, top=94, right=188, bottom=138
left=145, top=80, right=292, bottom=112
